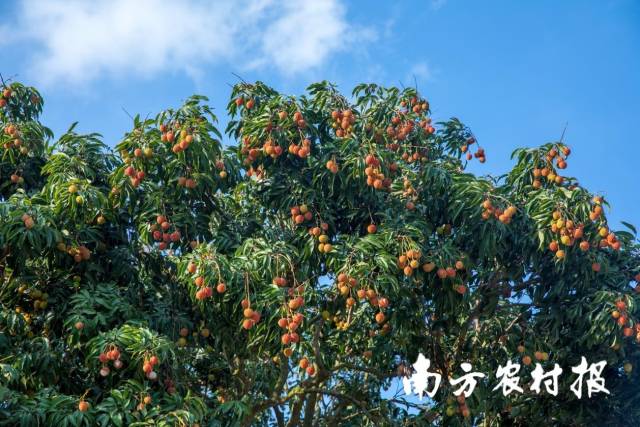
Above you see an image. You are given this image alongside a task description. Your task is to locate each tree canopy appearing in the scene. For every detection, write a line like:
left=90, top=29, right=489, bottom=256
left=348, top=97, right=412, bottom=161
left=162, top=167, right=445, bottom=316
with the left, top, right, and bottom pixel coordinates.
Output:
left=0, top=78, right=638, bottom=426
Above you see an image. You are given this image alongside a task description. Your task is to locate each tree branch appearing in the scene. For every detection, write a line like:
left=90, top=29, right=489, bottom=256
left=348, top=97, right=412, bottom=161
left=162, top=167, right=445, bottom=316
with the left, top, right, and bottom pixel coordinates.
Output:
left=302, top=391, right=318, bottom=427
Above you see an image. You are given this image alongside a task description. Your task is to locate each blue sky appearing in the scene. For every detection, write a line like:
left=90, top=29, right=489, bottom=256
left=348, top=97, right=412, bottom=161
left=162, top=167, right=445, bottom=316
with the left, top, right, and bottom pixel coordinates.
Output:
left=1, top=0, right=638, bottom=228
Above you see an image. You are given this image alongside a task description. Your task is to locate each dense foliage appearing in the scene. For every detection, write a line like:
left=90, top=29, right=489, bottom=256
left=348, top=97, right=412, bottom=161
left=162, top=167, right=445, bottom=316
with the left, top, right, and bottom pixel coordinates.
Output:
left=0, top=78, right=639, bottom=426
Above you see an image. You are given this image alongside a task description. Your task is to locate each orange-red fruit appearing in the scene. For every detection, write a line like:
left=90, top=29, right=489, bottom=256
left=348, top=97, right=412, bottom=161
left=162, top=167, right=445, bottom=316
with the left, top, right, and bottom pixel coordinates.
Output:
left=78, top=401, right=90, bottom=412
left=281, top=333, right=291, bottom=345
left=455, top=285, right=467, bottom=295
left=24, top=217, right=35, bottom=229
left=243, top=319, right=254, bottom=330
left=251, top=311, right=261, bottom=323
left=299, top=357, right=309, bottom=369
left=367, top=224, right=377, bottom=234
left=216, top=282, right=226, bottom=293
left=422, top=262, right=436, bottom=273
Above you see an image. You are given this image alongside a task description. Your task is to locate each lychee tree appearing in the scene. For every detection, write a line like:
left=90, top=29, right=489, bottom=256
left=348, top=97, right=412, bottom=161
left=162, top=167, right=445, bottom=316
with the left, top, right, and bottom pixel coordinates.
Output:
left=0, top=77, right=639, bottom=427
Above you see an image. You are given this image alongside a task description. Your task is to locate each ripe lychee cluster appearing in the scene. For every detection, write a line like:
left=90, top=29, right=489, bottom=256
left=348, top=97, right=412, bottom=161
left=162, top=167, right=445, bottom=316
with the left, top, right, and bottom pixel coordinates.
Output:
left=239, top=110, right=309, bottom=166
left=9, top=172, right=23, bottom=185
left=308, top=223, right=333, bottom=254
left=240, top=137, right=261, bottom=166
left=57, top=243, right=92, bottom=263
left=159, top=122, right=196, bottom=154
left=214, top=159, right=227, bottom=178
left=132, top=146, right=153, bottom=159
left=589, top=196, right=604, bottom=221
left=596, top=225, right=621, bottom=251
left=325, top=158, right=339, bottom=173
left=290, top=204, right=313, bottom=225
left=402, top=178, right=416, bottom=199
left=150, top=215, right=181, bottom=250
left=401, top=148, right=429, bottom=164
left=235, top=96, right=255, bottom=110
left=287, top=137, right=311, bottom=159
left=480, top=199, right=517, bottom=224
left=531, top=146, right=571, bottom=188
left=298, top=356, right=316, bottom=377
left=277, top=285, right=306, bottom=352
left=177, top=176, right=198, bottom=189
left=124, top=165, right=146, bottom=188
left=330, top=109, right=355, bottom=138
left=262, top=138, right=284, bottom=158
left=2, top=123, right=28, bottom=155
left=547, top=210, right=587, bottom=259
left=136, top=394, right=153, bottom=411
left=364, top=154, right=391, bottom=190
left=97, top=346, right=123, bottom=376
left=397, top=249, right=422, bottom=277
left=516, top=344, right=549, bottom=368
left=0, top=87, right=11, bottom=108
left=387, top=97, right=432, bottom=143
left=187, top=262, right=226, bottom=300
left=611, top=299, right=640, bottom=343
left=278, top=311, right=304, bottom=352
left=241, top=298, right=262, bottom=330
left=142, top=354, right=160, bottom=380
left=336, top=272, right=390, bottom=326
left=21, top=213, right=35, bottom=229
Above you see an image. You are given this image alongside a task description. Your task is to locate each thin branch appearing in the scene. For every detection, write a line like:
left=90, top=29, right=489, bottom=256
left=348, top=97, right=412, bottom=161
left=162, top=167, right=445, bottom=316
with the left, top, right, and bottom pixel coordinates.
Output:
left=332, top=362, right=396, bottom=380
left=273, top=406, right=285, bottom=427
left=559, top=122, right=569, bottom=143
left=302, top=391, right=318, bottom=427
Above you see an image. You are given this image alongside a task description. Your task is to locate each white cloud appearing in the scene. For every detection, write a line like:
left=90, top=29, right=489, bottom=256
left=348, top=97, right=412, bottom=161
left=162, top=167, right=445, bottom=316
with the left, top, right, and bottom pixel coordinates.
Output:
left=9, top=0, right=374, bottom=86
left=406, top=62, right=433, bottom=84
left=430, top=0, right=448, bottom=10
